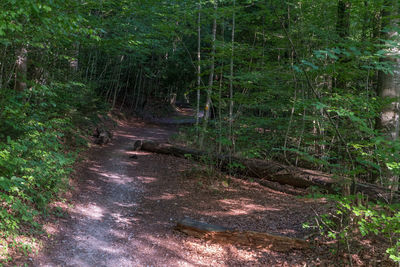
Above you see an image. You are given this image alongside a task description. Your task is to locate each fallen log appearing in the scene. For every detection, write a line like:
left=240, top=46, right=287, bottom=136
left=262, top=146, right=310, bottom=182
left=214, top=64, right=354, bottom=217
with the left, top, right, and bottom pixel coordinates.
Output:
left=139, top=140, right=400, bottom=203
left=140, top=141, right=332, bottom=188
left=175, top=218, right=309, bottom=252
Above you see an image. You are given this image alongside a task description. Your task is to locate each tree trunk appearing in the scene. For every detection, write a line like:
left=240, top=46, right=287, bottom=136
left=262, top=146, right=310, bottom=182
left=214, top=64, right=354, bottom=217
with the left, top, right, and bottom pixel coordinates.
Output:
left=228, top=0, right=236, bottom=152
left=218, top=20, right=225, bottom=154
left=15, top=46, right=28, bottom=92
left=120, top=67, right=131, bottom=110
left=199, top=2, right=217, bottom=148
left=336, top=0, right=351, bottom=38
left=69, top=42, right=79, bottom=72
left=138, top=140, right=400, bottom=203
left=376, top=0, right=400, bottom=191
left=335, top=0, right=351, bottom=90
left=134, top=68, right=144, bottom=111
left=196, top=1, right=202, bottom=133
left=175, top=218, right=309, bottom=251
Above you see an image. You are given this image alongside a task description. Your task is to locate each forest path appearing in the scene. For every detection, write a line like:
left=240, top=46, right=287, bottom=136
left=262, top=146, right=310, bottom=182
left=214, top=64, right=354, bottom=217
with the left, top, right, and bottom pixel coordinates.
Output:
left=34, top=120, right=182, bottom=266
left=33, top=115, right=328, bottom=266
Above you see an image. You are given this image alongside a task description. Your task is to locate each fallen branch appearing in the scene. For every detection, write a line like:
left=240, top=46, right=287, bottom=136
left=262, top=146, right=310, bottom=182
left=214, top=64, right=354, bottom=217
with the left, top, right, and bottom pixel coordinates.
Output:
left=138, top=140, right=399, bottom=203
left=175, top=218, right=309, bottom=252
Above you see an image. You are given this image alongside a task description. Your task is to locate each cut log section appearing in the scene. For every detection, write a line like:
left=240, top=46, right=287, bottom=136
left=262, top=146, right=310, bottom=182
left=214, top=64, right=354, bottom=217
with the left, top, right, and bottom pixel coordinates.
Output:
left=130, top=140, right=142, bottom=151
left=175, top=218, right=309, bottom=252
left=93, top=128, right=113, bottom=145
left=139, top=140, right=399, bottom=203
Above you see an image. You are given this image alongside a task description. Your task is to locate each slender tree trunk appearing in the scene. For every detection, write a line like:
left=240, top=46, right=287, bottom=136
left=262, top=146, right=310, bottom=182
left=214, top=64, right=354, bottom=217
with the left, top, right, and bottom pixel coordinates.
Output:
left=70, top=42, right=79, bottom=72
left=112, top=57, right=124, bottom=109
left=89, top=51, right=98, bottom=82
left=129, top=69, right=140, bottom=111
left=196, top=1, right=202, bottom=133
left=336, top=0, right=351, bottom=39
left=0, top=46, right=5, bottom=90
left=15, top=46, right=28, bottom=92
left=120, top=67, right=131, bottom=110
left=228, top=0, right=236, bottom=151
left=335, top=0, right=351, bottom=91
left=218, top=21, right=225, bottom=154
left=135, top=68, right=143, bottom=111
left=85, top=52, right=92, bottom=81
left=140, top=78, right=148, bottom=111
left=199, top=2, right=217, bottom=148
left=376, top=0, right=400, bottom=191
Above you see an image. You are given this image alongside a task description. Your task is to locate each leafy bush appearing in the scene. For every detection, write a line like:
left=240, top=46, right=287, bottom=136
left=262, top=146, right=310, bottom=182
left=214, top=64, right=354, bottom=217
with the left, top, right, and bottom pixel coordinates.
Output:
left=306, top=194, right=400, bottom=264
left=0, top=82, right=104, bottom=242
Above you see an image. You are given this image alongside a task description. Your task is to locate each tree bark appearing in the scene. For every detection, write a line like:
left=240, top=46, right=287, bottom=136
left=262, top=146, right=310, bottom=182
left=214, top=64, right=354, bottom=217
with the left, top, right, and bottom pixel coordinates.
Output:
left=69, top=42, right=79, bottom=72
left=138, top=140, right=400, bottom=203
left=175, top=218, right=309, bottom=251
left=335, top=0, right=351, bottom=90
left=15, top=46, right=28, bottom=92
left=228, top=0, right=236, bottom=146
left=196, top=1, right=201, bottom=132
left=199, top=2, right=217, bottom=148
left=336, top=0, right=351, bottom=39
left=218, top=20, right=225, bottom=154
left=376, top=0, right=400, bottom=191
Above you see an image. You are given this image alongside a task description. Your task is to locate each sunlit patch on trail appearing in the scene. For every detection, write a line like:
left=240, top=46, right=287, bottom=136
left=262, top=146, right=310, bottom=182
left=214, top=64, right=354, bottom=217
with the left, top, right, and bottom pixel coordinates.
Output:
left=43, top=223, right=59, bottom=236
left=279, top=229, right=296, bottom=235
left=147, top=192, right=188, bottom=201
left=113, top=202, right=137, bottom=208
left=109, top=228, right=127, bottom=239
left=74, top=204, right=104, bottom=220
left=111, top=212, right=132, bottom=225
left=216, top=198, right=281, bottom=215
left=185, top=240, right=227, bottom=258
left=92, top=170, right=133, bottom=184
left=136, top=176, right=157, bottom=184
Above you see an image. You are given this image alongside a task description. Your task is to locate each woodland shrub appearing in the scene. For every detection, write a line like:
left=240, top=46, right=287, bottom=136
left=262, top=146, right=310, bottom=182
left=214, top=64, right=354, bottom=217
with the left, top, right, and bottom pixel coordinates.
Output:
left=304, top=194, right=400, bottom=264
left=0, top=83, right=104, bottom=244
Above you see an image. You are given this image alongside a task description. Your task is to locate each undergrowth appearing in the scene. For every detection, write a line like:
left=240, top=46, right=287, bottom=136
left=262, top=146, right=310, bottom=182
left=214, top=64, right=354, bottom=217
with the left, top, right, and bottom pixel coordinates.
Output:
left=0, top=82, right=107, bottom=264
left=303, top=194, right=400, bottom=265
left=177, top=119, right=400, bottom=265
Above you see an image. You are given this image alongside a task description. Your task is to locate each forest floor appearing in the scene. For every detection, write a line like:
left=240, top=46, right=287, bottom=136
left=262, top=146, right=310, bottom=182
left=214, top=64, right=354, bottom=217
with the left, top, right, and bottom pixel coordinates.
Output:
left=18, top=110, right=356, bottom=266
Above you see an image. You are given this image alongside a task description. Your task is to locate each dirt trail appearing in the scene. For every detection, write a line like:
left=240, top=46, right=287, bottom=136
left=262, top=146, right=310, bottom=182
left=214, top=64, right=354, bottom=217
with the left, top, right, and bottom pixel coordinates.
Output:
left=34, top=121, right=180, bottom=266
left=33, top=118, right=329, bottom=266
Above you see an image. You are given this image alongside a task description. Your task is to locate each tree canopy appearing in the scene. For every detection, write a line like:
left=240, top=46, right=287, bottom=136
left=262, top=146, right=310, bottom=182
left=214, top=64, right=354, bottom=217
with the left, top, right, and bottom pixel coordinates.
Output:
left=0, top=0, right=399, bottom=264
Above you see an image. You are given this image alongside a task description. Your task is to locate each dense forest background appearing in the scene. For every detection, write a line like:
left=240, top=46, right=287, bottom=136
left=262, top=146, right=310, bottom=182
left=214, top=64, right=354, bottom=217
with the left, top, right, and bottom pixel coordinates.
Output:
left=0, top=0, right=399, bottom=263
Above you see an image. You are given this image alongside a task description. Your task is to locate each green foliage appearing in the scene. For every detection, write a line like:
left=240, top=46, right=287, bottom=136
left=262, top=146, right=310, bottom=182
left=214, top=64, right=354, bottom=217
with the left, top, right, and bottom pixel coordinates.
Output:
left=171, top=1, right=399, bottom=263
left=307, top=194, right=400, bottom=263
left=0, top=61, right=104, bottom=265
left=0, top=0, right=109, bottom=256
left=0, top=83, right=102, bottom=241
left=0, top=0, right=399, bottom=263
